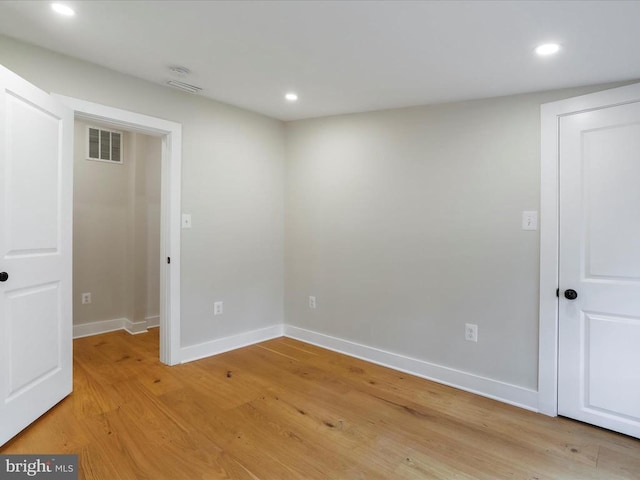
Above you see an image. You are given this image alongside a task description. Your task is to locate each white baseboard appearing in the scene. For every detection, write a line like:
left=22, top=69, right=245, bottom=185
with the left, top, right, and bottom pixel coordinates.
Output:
left=73, top=318, right=129, bottom=339
left=284, top=325, right=538, bottom=412
left=73, top=316, right=158, bottom=338
left=73, top=318, right=538, bottom=412
left=145, top=315, right=160, bottom=329
left=124, top=318, right=149, bottom=335
left=180, top=324, right=284, bottom=364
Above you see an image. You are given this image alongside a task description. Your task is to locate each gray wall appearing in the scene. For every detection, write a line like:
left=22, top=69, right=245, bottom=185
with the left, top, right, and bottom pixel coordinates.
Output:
left=73, top=120, right=161, bottom=327
left=134, top=132, right=162, bottom=325
left=284, top=85, right=627, bottom=390
left=0, top=35, right=285, bottom=348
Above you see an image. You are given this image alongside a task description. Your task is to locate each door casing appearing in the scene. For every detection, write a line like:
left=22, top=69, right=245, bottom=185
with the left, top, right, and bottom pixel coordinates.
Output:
left=538, top=82, right=640, bottom=415
left=54, top=95, right=183, bottom=366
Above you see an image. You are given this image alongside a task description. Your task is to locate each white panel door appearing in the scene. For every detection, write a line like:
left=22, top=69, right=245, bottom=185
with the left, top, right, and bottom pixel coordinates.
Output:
left=0, top=65, right=73, bottom=445
left=558, top=100, right=640, bottom=438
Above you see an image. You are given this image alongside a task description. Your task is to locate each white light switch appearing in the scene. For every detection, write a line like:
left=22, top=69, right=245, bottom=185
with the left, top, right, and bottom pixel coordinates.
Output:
left=522, top=211, right=538, bottom=231
left=214, top=301, right=223, bottom=316
left=182, top=213, right=192, bottom=229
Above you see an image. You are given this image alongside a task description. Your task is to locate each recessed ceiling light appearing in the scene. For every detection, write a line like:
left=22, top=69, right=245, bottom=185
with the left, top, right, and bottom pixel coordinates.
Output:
left=51, top=3, right=75, bottom=16
left=535, top=43, right=561, bottom=56
left=285, top=93, right=298, bottom=102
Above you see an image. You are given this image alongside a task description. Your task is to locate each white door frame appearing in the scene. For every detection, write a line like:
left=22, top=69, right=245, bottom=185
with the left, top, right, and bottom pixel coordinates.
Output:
left=54, top=95, right=182, bottom=366
left=538, top=82, right=640, bottom=415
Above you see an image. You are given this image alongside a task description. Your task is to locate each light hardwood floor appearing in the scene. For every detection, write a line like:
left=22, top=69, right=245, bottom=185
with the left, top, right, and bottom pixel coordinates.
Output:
left=2, top=329, right=639, bottom=479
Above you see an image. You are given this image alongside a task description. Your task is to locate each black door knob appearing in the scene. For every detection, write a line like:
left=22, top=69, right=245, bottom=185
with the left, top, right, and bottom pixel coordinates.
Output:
left=564, top=289, right=578, bottom=300
left=0, top=272, right=8, bottom=282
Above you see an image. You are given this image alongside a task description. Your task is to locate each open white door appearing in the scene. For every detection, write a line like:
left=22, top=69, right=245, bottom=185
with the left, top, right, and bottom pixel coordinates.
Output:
left=0, top=65, right=73, bottom=445
left=557, top=92, right=640, bottom=438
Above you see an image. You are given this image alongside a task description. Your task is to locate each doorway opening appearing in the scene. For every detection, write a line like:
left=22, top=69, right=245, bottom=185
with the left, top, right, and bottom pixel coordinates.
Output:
left=55, top=95, right=182, bottom=365
left=72, top=120, right=162, bottom=342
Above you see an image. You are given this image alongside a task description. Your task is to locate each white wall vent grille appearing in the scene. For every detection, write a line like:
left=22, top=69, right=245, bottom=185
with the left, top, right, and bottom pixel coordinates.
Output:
left=87, top=126, right=123, bottom=163
left=166, top=80, right=203, bottom=94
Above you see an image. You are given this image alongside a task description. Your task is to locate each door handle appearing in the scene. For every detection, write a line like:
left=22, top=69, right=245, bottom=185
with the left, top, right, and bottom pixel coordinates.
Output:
left=564, top=289, right=578, bottom=300
left=0, top=272, right=8, bottom=282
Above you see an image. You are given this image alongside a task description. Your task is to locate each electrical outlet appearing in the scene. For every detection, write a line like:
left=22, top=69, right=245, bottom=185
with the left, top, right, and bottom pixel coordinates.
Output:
left=465, top=323, right=478, bottom=342
left=81, top=292, right=92, bottom=305
left=214, top=301, right=223, bottom=316
left=309, top=296, right=316, bottom=309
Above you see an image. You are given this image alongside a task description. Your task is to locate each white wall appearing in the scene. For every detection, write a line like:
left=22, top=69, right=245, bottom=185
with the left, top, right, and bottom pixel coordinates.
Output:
left=0, top=35, right=285, bottom=349
left=284, top=84, right=629, bottom=394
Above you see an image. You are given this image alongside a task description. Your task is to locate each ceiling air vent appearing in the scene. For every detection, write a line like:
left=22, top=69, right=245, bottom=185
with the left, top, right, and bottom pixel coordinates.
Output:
left=166, top=80, right=203, bottom=94
left=87, top=126, right=123, bottom=163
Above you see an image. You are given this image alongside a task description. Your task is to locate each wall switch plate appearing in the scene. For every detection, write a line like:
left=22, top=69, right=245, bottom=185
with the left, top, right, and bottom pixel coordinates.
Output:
left=214, top=301, right=223, bottom=316
left=81, top=292, right=92, bottom=304
left=309, top=296, right=316, bottom=309
left=522, top=211, right=538, bottom=231
left=465, top=323, right=478, bottom=342
left=182, top=213, right=192, bottom=229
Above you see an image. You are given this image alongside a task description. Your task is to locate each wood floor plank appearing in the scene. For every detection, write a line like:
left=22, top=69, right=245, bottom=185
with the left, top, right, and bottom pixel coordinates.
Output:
left=2, top=329, right=639, bottom=479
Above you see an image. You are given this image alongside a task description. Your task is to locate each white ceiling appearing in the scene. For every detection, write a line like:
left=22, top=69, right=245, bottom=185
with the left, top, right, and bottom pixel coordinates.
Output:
left=0, top=0, right=639, bottom=121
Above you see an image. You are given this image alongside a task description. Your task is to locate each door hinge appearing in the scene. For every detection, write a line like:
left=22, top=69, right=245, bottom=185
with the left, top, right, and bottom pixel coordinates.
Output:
left=167, top=257, right=171, bottom=264
left=556, top=288, right=559, bottom=297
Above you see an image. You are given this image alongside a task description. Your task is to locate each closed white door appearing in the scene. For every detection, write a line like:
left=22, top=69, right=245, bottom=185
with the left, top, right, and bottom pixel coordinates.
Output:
left=558, top=99, right=640, bottom=438
left=0, top=65, right=73, bottom=445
